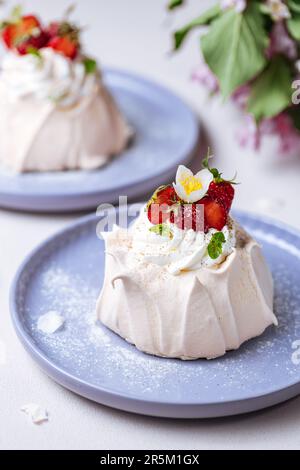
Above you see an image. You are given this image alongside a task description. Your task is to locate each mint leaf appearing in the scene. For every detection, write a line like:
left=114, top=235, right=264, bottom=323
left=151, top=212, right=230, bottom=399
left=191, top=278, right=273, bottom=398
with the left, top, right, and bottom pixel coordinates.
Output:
left=201, top=2, right=268, bottom=98
left=207, top=232, right=226, bottom=260
left=149, top=224, right=173, bottom=239
left=83, top=58, right=97, bottom=74
left=247, top=56, right=292, bottom=122
left=173, top=5, right=220, bottom=50
left=168, top=0, right=184, bottom=10
left=27, top=46, right=42, bottom=59
left=287, top=12, right=300, bottom=40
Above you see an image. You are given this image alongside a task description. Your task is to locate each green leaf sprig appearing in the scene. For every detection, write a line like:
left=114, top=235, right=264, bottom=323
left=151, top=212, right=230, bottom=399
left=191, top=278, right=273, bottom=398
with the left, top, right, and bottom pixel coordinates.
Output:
left=207, top=231, right=226, bottom=260
left=149, top=224, right=173, bottom=239
left=83, top=57, right=98, bottom=74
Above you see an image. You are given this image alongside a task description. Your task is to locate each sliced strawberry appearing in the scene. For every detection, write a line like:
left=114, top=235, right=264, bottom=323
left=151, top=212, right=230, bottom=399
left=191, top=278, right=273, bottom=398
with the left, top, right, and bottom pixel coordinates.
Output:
left=173, top=203, right=205, bottom=232
left=2, top=26, right=13, bottom=48
left=2, top=15, right=41, bottom=49
left=147, top=185, right=179, bottom=225
left=48, top=35, right=78, bottom=59
left=202, top=197, right=227, bottom=232
left=17, top=30, right=50, bottom=55
left=207, top=181, right=235, bottom=212
left=45, top=22, right=61, bottom=38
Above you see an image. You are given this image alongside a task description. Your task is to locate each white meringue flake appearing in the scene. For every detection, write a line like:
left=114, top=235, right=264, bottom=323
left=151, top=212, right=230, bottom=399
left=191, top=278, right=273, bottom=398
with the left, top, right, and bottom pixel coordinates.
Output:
left=21, top=404, right=48, bottom=424
left=173, top=165, right=213, bottom=203
left=37, top=311, right=65, bottom=334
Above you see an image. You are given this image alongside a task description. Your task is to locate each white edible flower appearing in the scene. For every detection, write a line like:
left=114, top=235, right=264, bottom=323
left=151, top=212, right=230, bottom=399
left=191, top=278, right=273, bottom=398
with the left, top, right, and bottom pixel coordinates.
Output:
left=265, top=0, right=291, bottom=21
left=221, top=0, right=246, bottom=13
left=173, top=165, right=213, bottom=203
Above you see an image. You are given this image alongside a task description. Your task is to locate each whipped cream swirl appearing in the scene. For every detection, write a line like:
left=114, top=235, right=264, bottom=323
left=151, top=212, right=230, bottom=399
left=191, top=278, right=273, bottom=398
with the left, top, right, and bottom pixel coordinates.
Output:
left=131, top=209, right=236, bottom=275
left=0, top=48, right=98, bottom=106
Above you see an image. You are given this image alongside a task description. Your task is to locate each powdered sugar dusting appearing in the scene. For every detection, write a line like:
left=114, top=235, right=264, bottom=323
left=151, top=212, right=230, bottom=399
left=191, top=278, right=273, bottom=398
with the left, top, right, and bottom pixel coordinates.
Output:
left=15, top=217, right=300, bottom=404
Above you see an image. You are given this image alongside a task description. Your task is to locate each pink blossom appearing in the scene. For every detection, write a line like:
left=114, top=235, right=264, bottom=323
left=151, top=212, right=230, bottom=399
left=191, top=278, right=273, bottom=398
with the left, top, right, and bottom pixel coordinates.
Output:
left=271, top=113, right=300, bottom=154
left=191, top=62, right=219, bottom=93
left=236, top=112, right=300, bottom=154
left=235, top=115, right=261, bottom=150
left=266, top=21, right=297, bottom=60
left=231, top=84, right=251, bottom=109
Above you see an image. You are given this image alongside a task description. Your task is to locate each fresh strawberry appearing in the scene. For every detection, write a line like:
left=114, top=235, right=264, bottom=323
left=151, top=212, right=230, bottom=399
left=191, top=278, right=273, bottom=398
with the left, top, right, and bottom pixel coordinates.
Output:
left=202, top=150, right=236, bottom=213
left=172, top=203, right=205, bottom=232
left=2, top=15, right=41, bottom=49
left=202, top=197, right=227, bottom=232
left=17, top=30, right=49, bottom=55
left=48, top=35, right=78, bottom=59
left=147, top=185, right=179, bottom=225
left=207, top=181, right=235, bottom=212
left=45, top=22, right=61, bottom=38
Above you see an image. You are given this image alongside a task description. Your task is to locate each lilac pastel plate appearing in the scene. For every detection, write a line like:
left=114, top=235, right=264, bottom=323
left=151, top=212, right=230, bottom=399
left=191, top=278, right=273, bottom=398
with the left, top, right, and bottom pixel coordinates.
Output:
left=10, top=208, right=300, bottom=418
left=0, top=68, right=199, bottom=212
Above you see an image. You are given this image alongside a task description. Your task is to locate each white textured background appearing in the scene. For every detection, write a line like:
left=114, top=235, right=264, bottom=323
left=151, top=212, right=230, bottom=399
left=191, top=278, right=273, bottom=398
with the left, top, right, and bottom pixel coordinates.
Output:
left=1, top=0, right=300, bottom=450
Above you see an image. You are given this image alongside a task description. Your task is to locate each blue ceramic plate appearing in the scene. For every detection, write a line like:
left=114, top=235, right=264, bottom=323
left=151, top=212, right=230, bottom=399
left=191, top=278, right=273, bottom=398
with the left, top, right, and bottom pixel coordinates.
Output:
left=0, top=69, right=198, bottom=212
left=10, top=209, right=300, bottom=418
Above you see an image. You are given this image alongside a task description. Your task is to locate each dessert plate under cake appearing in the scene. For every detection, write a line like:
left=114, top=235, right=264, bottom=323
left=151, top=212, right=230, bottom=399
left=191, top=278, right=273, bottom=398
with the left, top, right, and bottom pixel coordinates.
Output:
left=0, top=69, right=198, bottom=212
left=10, top=209, right=300, bottom=418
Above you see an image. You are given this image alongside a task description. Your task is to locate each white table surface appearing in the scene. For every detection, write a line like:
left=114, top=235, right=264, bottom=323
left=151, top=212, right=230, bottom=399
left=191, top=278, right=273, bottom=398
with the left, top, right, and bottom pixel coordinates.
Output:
left=1, top=0, right=300, bottom=450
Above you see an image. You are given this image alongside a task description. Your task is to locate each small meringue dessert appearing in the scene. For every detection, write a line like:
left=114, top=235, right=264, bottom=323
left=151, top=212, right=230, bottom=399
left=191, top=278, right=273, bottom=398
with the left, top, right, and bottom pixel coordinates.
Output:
left=97, top=155, right=278, bottom=360
left=0, top=7, right=131, bottom=173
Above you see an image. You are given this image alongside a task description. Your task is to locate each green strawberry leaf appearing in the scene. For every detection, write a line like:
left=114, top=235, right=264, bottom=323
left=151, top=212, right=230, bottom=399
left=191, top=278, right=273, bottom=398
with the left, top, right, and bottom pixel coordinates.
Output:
left=149, top=224, right=173, bottom=239
left=173, top=4, right=220, bottom=50
left=287, top=12, right=300, bottom=40
left=83, top=57, right=97, bottom=74
left=168, top=0, right=184, bottom=10
left=207, top=232, right=226, bottom=260
left=288, top=0, right=300, bottom=13
left=247, top=56, right=292, bottom=122
left=201, top=2, right=268, bottom=98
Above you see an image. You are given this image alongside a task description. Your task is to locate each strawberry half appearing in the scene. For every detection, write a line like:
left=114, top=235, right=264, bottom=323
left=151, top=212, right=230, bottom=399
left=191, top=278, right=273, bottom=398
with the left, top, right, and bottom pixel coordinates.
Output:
left=48, top=35, right=78, bottom=59
left=47, top=21, right=80, bottom=60
left=17, top=30, right=50, bottom=55
left=202, top=151, right=236, bottom=213
left=202, top=197, right=227, bottom=232
left=173, top=203, right=205, bottom=232
left=2, top=15, right=42, bottom=49
left=45, top=22, right=61, bottom=39
left=147, top=185, right=179, bottom=225
left=207, top=181, right=235, bottom=212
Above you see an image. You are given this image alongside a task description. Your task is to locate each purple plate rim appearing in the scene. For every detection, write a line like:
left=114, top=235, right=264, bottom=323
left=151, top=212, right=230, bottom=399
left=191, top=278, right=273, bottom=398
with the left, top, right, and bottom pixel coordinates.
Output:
left=0, top=68, right=199, bottom=213
left=9, top=209, right=300, bottom=418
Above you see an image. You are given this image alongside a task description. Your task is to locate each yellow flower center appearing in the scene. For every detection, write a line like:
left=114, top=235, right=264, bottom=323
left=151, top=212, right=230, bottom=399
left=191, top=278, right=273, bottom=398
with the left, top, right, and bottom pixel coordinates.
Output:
left=180, top=176, right=202, bottom=195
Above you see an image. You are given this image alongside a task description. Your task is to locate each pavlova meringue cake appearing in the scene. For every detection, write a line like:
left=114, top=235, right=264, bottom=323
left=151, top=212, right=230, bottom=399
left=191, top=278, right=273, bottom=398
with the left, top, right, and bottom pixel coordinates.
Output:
left=97, top=155, right=277, bottom=360
left=0, top=7, right=131, bottom=172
